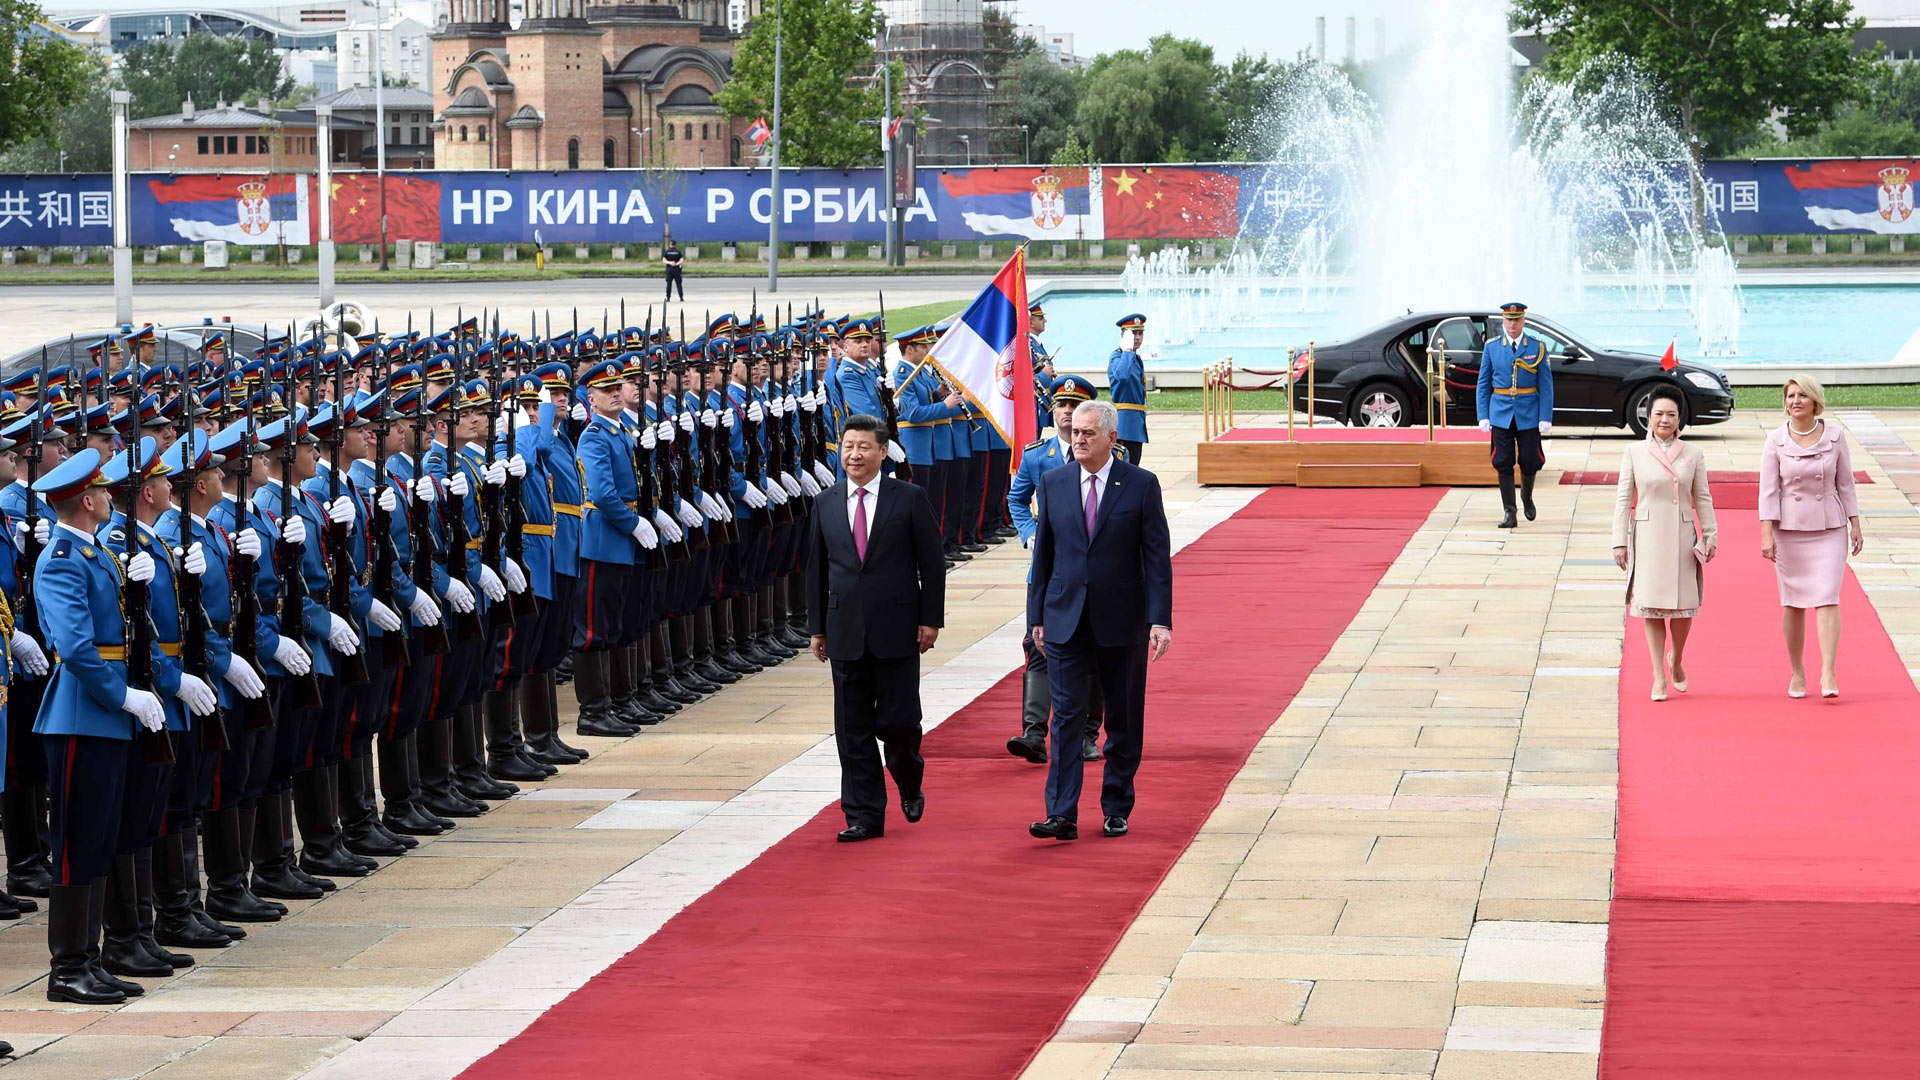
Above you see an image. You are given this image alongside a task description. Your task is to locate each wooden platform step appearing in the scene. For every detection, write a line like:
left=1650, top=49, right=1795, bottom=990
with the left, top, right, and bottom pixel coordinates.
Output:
left=1294, top=462, right=1423, bottom=488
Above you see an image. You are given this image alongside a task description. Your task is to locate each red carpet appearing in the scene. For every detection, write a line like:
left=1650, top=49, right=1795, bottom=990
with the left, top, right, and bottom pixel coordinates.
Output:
left=1218, top=427, right=1484, bottom=443
left=1604, top=509, right=1920, bottom=1077
left=458, top=487, right=1441, bottom=1080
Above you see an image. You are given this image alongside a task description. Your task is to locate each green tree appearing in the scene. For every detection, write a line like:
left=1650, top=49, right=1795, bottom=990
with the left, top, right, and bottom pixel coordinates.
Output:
left=716, top=0, right=899, bottom=168
left=0, top=0, right=93, bottom=156
left=1731, top=61, right=1920, bottom=156
left=1050, top=130, right=1089, bottom=165
left=1075, top=35, right=1226, bottom=162
left=1013, top=50, right=1080, bottom=165
left=1511, top=0, right=1877, bottom=222
left=121, top=34, right=293, bottom=119
left=1215, top=52, right=1285, bottom=153
left=0, top=52, right=112, bottom=171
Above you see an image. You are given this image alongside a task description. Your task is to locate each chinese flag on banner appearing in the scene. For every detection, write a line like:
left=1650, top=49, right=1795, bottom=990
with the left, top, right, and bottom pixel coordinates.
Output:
left=1660, top=339, right=1678, bottom=371
left=325, top=174, right=442, bottom=244
left=1102, top=166, right=1239, bottom=239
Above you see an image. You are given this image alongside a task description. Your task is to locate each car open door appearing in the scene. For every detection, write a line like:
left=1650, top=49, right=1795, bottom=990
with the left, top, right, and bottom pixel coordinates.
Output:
left=1429, top=316, right=1484, bottom=426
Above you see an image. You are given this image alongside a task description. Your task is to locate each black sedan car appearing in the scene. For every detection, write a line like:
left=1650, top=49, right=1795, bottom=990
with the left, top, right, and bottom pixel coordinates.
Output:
left=1293, top=311, right=1735, bottom=437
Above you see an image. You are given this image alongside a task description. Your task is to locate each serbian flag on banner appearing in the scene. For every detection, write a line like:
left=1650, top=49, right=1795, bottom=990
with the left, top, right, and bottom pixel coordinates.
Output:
left=1784, top=160, right=1917, bottom=234
left=746, top=118, right=771, bottom=147
left=926, top=247, right=1035, bottom=466
left=146, top=173, right=311, bottom=244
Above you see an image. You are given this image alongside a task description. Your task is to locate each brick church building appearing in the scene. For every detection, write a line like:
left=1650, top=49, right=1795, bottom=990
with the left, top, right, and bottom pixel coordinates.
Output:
left=432, top=0, right=762, bottom=171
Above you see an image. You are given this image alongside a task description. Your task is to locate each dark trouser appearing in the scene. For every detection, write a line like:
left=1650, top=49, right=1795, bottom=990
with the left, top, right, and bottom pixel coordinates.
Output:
left=1121, top=440, right=1144, bottom=467
left=959, top=449, right=987, bottom=544
left=984, top=447, right=1012, bottom=532
left=830, top=651, right=924, bottom=830
left=534, top=575, right=578, bottom=674
left=940, top=457, right=967, bottom=550
left=1489, top=421, right=1545, bottom=480
left=910, top=461, right=944, bottom=540
left=1019, top=630, right=1103, bottom=745
left=45, top=735, right=130, bottom=886
left=6, top=676, right=48, bottom=790
left=1043, top=612, right=1148, bottom=823
left=573, top=560, right=632, bottom=651
left=490, top=603, right=541, bottom=692
left=163, top=724, right=214, bottom=836
left=665, top=266, right=684, bottom=301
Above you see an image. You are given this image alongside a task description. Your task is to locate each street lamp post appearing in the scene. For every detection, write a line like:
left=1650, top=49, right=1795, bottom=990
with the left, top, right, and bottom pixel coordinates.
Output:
left=630, top=125, right=648, bottom=166
left=959, top=134, right=971, bottom=167
left=1021, top=124, right=1030, bottom=165
left=110, top=89, right=131, bottom=324
left=317, top=104, right=335, bottom=307
left=767, top=0, right=783, bottom=292
left=372, top=0, right=389, bottom=270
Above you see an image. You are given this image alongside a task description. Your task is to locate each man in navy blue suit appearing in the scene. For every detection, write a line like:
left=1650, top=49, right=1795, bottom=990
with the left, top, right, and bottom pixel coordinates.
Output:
left=1026, top=400, right=1173, bottom=841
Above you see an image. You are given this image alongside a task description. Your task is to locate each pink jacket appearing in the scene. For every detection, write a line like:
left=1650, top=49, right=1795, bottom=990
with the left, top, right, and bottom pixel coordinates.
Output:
left=1759, top=422, right=1861, bottom=531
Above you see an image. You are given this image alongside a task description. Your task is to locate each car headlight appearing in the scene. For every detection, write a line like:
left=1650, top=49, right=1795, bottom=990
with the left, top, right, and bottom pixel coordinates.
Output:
left=1683, top=372, right=1720, bottom=391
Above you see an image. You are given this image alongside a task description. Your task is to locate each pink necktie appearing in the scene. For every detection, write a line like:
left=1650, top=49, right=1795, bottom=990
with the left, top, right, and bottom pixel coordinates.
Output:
left=853, top=488, right=868, bottom=562
left=1084, top=474, right=1098, bottom=536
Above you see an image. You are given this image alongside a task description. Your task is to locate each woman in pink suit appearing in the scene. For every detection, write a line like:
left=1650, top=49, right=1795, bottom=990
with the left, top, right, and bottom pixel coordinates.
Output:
left=1759, top=375, right=1864, bottom=699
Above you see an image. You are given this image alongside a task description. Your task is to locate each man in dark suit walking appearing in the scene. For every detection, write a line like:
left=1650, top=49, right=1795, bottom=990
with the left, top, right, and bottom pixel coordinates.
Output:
left=808, top=413, right=946, bottom=843
left=1027, top=400, right=1173, bottom=841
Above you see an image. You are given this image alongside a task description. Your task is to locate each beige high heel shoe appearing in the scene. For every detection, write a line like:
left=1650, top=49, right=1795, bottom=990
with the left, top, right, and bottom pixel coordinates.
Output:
left=1788, top=673, right=1807, bottom=700
left=1666, top=652, right=1687, bottom=694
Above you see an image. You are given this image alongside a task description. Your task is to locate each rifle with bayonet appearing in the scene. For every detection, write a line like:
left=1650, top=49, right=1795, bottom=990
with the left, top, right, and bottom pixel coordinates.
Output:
left=230, top=346, right=273, bottom=730
left=369, top=327, right=409, bottom=668
left=503, top=314, right=533, bottom=619
left=123, top=338, right=173, bottom=764
left=441, top=328, right=484, bottom=643
left=409, top=314, right=452, bottom=657
left=18, top=346, right=46, bottom=645
left=668, top=352, right=706, bottom=552
left=322, top=337, right=370, bottom=686
left=178, top=380, right=229, bottom=754
left=280, top=332, right=325, bottom=708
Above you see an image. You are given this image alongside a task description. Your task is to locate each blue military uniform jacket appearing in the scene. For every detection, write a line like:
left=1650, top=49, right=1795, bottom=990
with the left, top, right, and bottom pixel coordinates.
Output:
left=156, top=508, right=239, bottom=708
left=830, top=359, right=885, bottom=433
left=1108, top=347, right=1150, bottom=443
left=725, top=382, right=768, bottom=513
left=1007, top=436, right=1078, bottom=546
left=33, top=523, right=164, bottom=739
left=305, top=462, right=376, bottom=633
left=535, top=403, right=584, bottom=581
left=892, top=361, right=957, bottom=467
left=424, top=443, right=489, bottom=608
left=382, top=454, right=453, bottom=614
left=577, top=414, right=640, bottom=566
left=211, top=493, right=297, bottom=677
left=1476, top=333, right=1555, bottom=429
left=252, top=479, right=336, bottom=678
left=102, top=515, right=190, bottom=732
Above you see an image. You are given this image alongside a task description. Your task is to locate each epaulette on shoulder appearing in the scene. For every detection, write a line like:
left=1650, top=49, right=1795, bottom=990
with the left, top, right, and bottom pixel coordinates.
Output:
left=1024, top=438, right=1048, bottom=452
left=107, top=524, right=127, bottom=547
left=50, top=537, right=73, bottom=560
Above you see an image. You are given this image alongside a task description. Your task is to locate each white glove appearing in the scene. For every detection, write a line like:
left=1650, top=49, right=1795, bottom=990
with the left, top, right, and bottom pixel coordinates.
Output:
left=282, top=515, right=308, bottom=546
left=328, top=495, right=356, bottom=525
left=1118, top=330, right=1136, bottom=351
left=811, top=462, right=835, bottom=488
left=483, top=461, right=507, bottom=486
left=33, top=517, right=52, bottom=545
left=780, top=472, right=802, bottom=498
left=183, top=542, right=207, bottom=577
left=570, top=401, right=588, bottom=422
left=641, top=425, right=657, bottom=450
left=762, top=478, right=788, bottom=505
left=656, top=516, right=683, bottom=544
left=678, top=410, right=695, bottom=433
left=769, top=396, right=785, bottom=417
left=222, top=656, right=266, bottom=699
left=1478, top=419, right=1492, bottom=433
left=414, top=476, right=439, bottom=502
left=653, top=420, right=672, bottom=443
left=652, top=507, right=677, bottom=534
left=125, top=551, right=156, bottom=583
left=326, top=612, right=361, bottom=654
left=1539, top=421, right=1553, bottom=435
left=378, top=486, right=398, bottom=512
left=176, top=672, right=217, bottom=717
left=631, top=518, right=659, bottom=549
left=715, top=498, right=734, bottom=522
left=271, top=635, right=313, bottom=675
left=742, top=484, right=768, bottom=510
left=800, top=392, right=818, bottom=413
left=407, top=590, right=443, bottom=626
left=10, top=630, right=48, bottom=677
left=699, top=491, right=725, bottom=519
left=444, top=578, right=476, bottom=613
left=785, top=393, right=800, bottom=415
left=721, top=408, right=735, bottom=430
left=121, top=687, right=166, bottom=733
left=798, top=471, right=822, bottom=497
left=506, top=453, right=527, bottom=478
left=501, top=558, right=527, bottom=594
left=747, top=401, right=765, bottom=423
left=476, top=564, right=506, bottom=602
left=700, top=408, right=718, bottom=428
left=676, top=499, right=702, bottom=528
left=368, top=597, right=403, bottom=632
left=236, top=528, right=264, bottom=559
left=885, top=441, right=905, bottom=463
left=448, top=470, right=470, bottom=497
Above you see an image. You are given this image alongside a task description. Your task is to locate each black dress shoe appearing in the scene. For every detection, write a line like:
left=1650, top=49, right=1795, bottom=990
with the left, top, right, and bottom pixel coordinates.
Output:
left=372, top=820, right=421, bottom=848
left=487, top=754, right=550, bottom=783
left=103, top=939, right=174, bottom=979
left=155, top=914, right=234, bottom=950
left=1081, top=736, right=1103, bottom=762
left=194, top=910, right=246, bottom=939
left=696, top=659, right=741, bottom=685
left=422, top=792, right=486, bottom=818
left=290, top=865, right=337, bottom=892
left=384, top=808, right=446, bottom=836
left=300, top=849, right=373, bottom=879
left=251, top=868, right=323, bottom=901
left=946, top=549, right=973, bottom=562
left=1006, top=735, right=1048, bottom=764
left=902, top=795, right=925, bottom=823
left=138, top=935, right=195, bottom=970
left=639, top=684, right=686, bottom=712
left=1, top=889, right=37, bottom=913
left=1497, top=508, right=1518, bottom=529
left=90, top=961, right=144, bottom=997
left=47, top=966, right=124, bottom=1004
left=204, top=890, right=283, bottom=923
left=1102, top=816, right=1129, bottom=838
left=0, top=896, right=20, bottom=920
left=980, top=534, right=1006, bottom=546
left=1029, top=816, right=1078, bottom=841
left=9, top=863, right=51, bottom=898
left=959, top=542, right=989, bottom=553
left=837, top=824, right=883, bottom=842
left=576, top=714, right=640, bottom=738
left=343, top=827, right=408, bottom=858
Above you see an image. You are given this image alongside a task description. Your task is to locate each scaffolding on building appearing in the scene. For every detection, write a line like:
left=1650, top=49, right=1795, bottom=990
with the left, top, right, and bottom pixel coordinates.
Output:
left=867, top=0, right=1020, bottom=167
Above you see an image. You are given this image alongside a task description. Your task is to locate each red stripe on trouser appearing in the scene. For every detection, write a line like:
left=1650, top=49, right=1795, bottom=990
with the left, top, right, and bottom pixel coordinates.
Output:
left=581, top=564, right=597, bottom=651
left=341, top=698, right=359, bottom=760
left=385, top=662, right=407, bottom=738
left=425, top=654, right=445, bottom=722
left=58, top=737, right=76, bottom=886
left=976, top=456, right=991, bottom=531
left=494, top=625, right=515, bottom=690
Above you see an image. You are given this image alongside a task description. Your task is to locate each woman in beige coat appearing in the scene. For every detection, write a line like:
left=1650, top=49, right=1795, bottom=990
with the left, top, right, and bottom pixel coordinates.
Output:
left=1612, top=385, right=1717, bottom=701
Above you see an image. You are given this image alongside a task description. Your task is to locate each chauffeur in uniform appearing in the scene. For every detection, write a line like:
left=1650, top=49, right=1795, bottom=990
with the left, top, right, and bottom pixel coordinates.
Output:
left=1476, top=302, right=1555, bottom=529
left=1109, top=314, right=1150, bottom=466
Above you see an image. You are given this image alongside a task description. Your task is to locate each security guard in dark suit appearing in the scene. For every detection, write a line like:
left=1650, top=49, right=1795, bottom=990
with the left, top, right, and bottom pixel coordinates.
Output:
left=1476, top=302, right=1555, bottom=529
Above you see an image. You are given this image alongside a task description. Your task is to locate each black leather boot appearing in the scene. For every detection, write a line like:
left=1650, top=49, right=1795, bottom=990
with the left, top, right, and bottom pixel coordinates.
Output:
left=201, top=809, right=281, bottom=923
left=3, top=784, right=51, bottom=898
left=415, top=723, right=483, bottom=819
left=342, top=756, right=407, bottom=856
left=1006, top=667, right=1051, bottom=764
left=757, top=586, right=796, bottom=659
left=154, top=833, right=232, bottom=949
left=713, top=600, right=760, bottom=675
left=734, top=595, right=782, bottom=667
left=543, top=671, right=590, bottom=760
left=693, top=606, right=740, bottom=685
left=484, top=690, right=552, bottom=780
left=606, top=643, right=647, bottom=725
left=1521, top=470, right=1538, bottom=521
left=235, top=807, right=288, bottom=915
left=360, top=756, right=416, bottom=849
left=133, top=845, right=196, bottom=968
left=1497, top=474, right=1519, bottom=529
left=47, top=883, right=123, bottom=1003
left=454, top=705, right=518, bottom=801
left=633, top=639, right=683, bottom=715
left=251, top=793, right=323, bottom=900
left=180, top=823, right=244, bottom=940
left=521, top=671, right=586, bottom=765
left=380, top=735, right=446, bottom=835
left=575, top=650, right=638, bottom=737
left=773, top=579, right=811, bottom=650
left=103, top=855, right=173, bottom=979
left=652, top=629, right=701, bottom=705
left=87, top=877, right=145, bottom=996
left=295, top=769, right=373, bottom=878
left=672, top=617, right=719, bottom=694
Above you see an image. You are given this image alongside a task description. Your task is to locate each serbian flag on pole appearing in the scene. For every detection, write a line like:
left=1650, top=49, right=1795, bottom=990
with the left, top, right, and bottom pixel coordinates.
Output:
left=926, top=247, right=1035, bottom=468
left=746, top=118, right=771, bottom=147
left=1660, top=339, right=1678, bottom=371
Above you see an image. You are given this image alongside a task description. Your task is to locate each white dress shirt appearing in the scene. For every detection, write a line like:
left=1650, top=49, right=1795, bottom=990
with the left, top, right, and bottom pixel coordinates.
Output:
left=1079, top=457, right=1113, bottom=515
left=846, top=476, right=880, bottom=546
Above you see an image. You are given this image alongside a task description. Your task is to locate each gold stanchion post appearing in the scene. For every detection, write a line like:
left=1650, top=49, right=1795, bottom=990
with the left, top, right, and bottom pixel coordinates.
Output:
left=1424, top=335, right=1440, bottom=442
left=1285, top=346, right=1296, bottom=442
left=1225, top=356, right=1234, bottom=432
left=1305, top=341, right=1317, bottom=432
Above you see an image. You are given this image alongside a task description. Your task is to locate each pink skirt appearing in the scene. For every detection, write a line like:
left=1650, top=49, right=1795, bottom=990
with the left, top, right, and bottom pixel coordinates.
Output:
left=1775, top=526, right=1847, bottom=609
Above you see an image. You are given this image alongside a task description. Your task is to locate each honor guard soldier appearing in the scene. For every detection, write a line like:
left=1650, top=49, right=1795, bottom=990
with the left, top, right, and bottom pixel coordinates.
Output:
left=571, top=360, right=661, bottom=737
left=3, top=409, right=60, bottom=903
left=1005, top=375, right=1107, bottom=765
left=1109, top=314, right=1150, bottom=466
left=1476, top=302, right=1554, bottom=529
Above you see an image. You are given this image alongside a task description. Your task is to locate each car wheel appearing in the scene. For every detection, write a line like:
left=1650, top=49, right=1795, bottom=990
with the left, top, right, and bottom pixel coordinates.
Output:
left=1624, top=381, right=1688, bottom=438
left=1351, top=383, right=1412, bottom=428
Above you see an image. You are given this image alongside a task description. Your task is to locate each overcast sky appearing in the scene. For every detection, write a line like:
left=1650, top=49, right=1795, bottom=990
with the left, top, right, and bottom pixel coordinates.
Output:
left=1022, top=0, right=1422, bottom=64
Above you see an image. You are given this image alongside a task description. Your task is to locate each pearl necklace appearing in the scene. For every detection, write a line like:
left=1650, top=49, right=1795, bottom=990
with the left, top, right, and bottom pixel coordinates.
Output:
left=1789, top=419, right=1821, bottom=437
